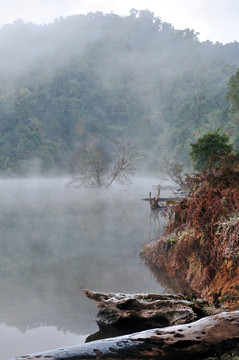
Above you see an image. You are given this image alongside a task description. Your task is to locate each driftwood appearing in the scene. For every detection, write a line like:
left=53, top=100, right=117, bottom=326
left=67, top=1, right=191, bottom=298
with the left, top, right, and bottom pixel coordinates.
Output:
left=142, top=197, right=183, bottom=203
left=148, top=184, right=161, bottom=210
left=82, top=290, right=208, bottom=334
left=11, top=311, right=239, bottom=360
left=142, top=185, right=183, bottom=210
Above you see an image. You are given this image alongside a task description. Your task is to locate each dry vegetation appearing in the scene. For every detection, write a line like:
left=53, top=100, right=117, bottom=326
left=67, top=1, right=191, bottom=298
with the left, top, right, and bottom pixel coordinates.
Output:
left=142, top=155, right=239, bottom=309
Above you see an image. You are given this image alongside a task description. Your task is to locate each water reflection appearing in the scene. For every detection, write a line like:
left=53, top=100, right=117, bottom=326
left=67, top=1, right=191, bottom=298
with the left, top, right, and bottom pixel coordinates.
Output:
left=0, top=177, right=168, bottom=358
left=0, top=324, right=87, bottom=359
left=149, top=208, right=162, bottom=239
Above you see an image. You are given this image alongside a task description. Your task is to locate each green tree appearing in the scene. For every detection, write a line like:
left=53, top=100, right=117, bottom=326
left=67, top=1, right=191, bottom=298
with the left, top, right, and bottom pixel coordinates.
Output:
left=226, top=67, right=239, bottom=111
left=226, top=67, right=239, bottom=150
left=190, top=130, right=233, bottom=171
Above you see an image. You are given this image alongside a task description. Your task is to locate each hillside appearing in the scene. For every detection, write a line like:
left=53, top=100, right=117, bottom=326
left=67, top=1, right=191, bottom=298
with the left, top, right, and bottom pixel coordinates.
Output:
left=0, top=10, right=239, bottom=174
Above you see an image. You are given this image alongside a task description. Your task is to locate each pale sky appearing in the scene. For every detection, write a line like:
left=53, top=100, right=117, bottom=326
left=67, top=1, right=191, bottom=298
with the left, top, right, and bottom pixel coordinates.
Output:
left=0, top=0, right=238, bottom=44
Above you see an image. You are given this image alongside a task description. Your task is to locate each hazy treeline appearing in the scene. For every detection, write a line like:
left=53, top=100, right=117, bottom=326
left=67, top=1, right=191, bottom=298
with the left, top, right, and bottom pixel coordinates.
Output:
left=0, top=9, right=239, bottom=174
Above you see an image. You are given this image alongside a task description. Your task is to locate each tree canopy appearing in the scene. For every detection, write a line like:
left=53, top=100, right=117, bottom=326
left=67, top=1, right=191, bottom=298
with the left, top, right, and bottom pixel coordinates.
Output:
left=189, top=130, right=233, bottom=171
left=226, top=67, right=239, bottom=111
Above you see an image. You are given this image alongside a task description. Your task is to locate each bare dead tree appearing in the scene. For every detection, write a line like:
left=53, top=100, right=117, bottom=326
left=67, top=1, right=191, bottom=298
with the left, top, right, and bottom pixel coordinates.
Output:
left=68, top=141, right=109, bottom=188
left=106, top=141, right=142, bottom=187
left=69, top=139, right=143, bottom=188
left=161, top=159, right=186, bottom=189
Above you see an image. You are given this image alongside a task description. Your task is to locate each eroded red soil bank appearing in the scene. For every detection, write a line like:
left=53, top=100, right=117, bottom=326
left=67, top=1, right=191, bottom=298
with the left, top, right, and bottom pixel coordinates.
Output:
left=141, top=217, right=239, bottom=310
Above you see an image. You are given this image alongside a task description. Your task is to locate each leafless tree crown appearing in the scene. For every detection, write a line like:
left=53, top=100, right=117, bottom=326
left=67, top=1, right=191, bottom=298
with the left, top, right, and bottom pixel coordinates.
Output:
left=69, top=140, right=143, bottom=188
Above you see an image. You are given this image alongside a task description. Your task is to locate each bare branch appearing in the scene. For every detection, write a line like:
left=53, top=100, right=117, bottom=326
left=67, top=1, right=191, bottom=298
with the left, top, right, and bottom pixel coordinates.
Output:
left=69, top=139, right=144, bottom=188
left=160, top=159, right=185, bottom=189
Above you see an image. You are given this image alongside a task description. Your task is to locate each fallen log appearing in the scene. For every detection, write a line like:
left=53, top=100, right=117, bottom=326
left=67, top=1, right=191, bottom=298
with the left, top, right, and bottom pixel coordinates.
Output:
left=11, top=311, right=239, bottom=360
left=142, top=197, right=182, bottom=202
left=142, top=196, right=183, bottom=211
left=82, top=290, right=205, bottom=334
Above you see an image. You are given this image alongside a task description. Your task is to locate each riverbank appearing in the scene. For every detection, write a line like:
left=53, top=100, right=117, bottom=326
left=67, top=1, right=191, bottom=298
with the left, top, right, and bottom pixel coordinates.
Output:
left=141, top=214, right=239, bottom=310
left=141, top=169, right=239, bottom=309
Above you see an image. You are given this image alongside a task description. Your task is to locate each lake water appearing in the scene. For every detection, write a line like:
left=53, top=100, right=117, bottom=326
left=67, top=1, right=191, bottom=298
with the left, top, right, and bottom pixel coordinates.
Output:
left=0, top=177, right=170, bottom=359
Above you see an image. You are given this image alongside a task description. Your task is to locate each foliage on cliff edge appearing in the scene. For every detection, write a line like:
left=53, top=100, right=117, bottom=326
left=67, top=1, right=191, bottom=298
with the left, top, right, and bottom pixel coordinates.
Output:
left=142, top=154, right=239, bottom=309
left=168, top=154, right=239, bottom=234
left=168, top=155, right=239, bottom=306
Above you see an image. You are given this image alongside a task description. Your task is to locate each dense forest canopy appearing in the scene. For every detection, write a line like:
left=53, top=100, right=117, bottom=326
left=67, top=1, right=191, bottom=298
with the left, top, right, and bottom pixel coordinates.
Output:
left=0, top=10, right=239, bottom=175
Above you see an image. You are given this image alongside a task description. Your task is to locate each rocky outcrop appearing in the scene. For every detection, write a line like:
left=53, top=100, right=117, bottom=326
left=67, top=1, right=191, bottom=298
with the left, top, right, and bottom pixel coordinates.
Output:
left=11, top=311, right=239, bottom=360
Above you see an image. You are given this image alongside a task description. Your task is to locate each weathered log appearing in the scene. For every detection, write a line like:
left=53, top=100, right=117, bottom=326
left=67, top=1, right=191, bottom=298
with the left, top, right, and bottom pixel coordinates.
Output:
left=142, top=196, right=183, bottom=211
left=82, top=290, right=213, bottom=334
left=148, top=191, right=160, bottom=210
left=142, top=197, right=182, bottom=202
left=11, top=311, right=239, bottom=360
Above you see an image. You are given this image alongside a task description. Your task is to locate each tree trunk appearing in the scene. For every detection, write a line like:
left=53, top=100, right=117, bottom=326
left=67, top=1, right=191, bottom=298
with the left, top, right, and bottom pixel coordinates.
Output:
left=12, top=311, right=239, bottom=360
left=82, top=289, right=201, bottom=332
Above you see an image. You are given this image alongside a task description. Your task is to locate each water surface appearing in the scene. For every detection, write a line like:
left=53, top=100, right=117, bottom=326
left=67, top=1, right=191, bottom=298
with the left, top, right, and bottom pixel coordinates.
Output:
left=0, top=177, right=167, bottom=359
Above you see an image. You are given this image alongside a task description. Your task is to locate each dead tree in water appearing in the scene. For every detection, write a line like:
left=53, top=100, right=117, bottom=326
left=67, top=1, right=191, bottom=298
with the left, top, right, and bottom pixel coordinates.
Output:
left=69, top=140, right=143, bottom=188
left=149, top=184, right=161, bottom=210
left=143, top=184, right=185, bottom=211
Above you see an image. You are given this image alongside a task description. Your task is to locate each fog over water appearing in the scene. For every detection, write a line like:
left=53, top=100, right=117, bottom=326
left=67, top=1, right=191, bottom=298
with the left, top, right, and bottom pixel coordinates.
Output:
left=0, top=176, right=170, bottom=359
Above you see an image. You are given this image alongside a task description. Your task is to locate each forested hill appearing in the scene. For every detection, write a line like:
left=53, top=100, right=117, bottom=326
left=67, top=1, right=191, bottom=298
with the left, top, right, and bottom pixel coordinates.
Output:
left=0, top=10, right=239, bottom=175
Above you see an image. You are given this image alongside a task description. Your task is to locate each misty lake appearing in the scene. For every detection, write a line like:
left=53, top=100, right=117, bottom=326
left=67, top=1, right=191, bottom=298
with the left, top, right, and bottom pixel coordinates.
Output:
left=0, top=177, right=170, bottom=359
